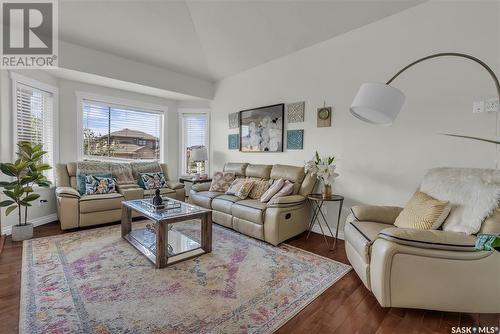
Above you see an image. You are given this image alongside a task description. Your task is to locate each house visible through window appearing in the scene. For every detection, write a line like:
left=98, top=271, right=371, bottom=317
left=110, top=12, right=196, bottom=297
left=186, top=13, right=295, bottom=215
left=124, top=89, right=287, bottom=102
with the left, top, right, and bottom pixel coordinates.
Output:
left=180, top=113, right=209, bottom=175
left=14, top=78, right=56, bottom=182
left=82, top=100, right=163, bottom=161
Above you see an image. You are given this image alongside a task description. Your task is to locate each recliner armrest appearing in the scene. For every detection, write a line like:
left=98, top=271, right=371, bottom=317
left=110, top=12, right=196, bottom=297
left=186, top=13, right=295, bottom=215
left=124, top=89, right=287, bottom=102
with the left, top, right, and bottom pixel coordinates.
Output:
left=166, top=181, right=184, bottom=190
left=350, top=205, right=403, bottom=225
left=378, top=227, right=477, bottom=252
left=267, top=195, right=306, bottom=207
left=192, top=183, right=211, bottom=192
left=55, top=187, right=81, bottom=199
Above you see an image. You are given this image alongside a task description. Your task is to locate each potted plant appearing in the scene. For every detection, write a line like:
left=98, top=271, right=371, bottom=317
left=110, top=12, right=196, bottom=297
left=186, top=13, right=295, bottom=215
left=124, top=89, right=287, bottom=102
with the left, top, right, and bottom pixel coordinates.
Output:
left=0, top=142, right=52, bottom=241
left=305, top=151, right=339, bottom=199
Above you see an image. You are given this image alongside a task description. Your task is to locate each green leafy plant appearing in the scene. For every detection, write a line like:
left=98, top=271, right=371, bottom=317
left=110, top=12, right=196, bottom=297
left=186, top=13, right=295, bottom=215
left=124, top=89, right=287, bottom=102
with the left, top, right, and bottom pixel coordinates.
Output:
left=0, top=142, right=52, bottom=226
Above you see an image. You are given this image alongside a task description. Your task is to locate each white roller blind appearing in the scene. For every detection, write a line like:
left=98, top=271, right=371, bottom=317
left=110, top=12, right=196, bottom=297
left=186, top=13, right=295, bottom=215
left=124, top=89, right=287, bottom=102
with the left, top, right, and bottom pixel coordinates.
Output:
left=82, top=100, right=162, bottom=161
left=181, top=113, right=208, bottom=175
left=15, top=83, right=55, bottom=182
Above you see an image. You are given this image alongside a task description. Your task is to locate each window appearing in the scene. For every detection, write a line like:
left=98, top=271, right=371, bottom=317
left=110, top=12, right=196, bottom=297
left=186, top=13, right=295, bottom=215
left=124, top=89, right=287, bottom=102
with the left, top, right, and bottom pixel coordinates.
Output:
left=82, top=100, right=163, bottom=161
left=12, top=74, right=57, bottom=182
left=180, top=112, right=209, bottom=175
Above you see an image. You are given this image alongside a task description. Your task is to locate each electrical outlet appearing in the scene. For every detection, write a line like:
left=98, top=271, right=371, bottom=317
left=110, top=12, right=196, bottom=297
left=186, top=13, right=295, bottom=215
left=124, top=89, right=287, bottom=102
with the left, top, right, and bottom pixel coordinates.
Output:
left=473, top=100, right=485, bottom=113
left=38, top=199, right=48, bottom=207
left=485, top=98, right=499, bottom=113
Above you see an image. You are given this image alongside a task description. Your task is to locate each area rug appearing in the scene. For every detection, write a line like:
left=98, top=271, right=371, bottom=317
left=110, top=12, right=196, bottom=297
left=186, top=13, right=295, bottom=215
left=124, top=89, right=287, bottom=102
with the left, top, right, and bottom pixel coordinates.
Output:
left=20, top=221, right=351, bottom=334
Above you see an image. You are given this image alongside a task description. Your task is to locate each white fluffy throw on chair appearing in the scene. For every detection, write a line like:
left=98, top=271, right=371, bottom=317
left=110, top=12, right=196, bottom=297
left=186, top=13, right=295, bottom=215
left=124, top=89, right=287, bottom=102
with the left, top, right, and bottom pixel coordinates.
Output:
left=420, top=167, right=500, bottom=235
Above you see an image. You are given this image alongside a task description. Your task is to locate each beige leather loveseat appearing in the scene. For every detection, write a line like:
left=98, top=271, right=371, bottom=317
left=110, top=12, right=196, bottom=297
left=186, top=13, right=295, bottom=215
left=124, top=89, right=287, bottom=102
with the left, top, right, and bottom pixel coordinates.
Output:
left=55, top=161, right=184, bottom=230
left=190, top=162, right=316, bottom=245
left=344, top=167, right=500, bottom=313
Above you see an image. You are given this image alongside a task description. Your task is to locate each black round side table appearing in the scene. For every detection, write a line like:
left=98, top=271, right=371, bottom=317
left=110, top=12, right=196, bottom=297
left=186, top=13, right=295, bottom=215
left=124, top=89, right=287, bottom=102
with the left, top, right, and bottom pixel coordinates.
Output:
left=306, top=194, right=344, bottom=250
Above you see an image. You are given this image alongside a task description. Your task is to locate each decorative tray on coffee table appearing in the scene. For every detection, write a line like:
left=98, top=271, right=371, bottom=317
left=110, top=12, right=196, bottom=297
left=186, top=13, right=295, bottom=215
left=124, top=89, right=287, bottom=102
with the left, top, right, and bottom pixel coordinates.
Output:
left=140, top=197, right=181, bottom=212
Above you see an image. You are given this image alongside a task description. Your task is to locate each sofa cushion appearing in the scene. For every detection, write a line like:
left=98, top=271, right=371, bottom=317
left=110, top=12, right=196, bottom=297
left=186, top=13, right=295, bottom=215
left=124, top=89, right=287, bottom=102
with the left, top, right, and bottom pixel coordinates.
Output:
left=235, top=179, right=255, bottom=199
left=248, top=179, right=270, bottom=199
left=79, top=193, right=124, bottom=213
left=212, top=194, right=241, bottom=214
left=190, top=191, right=223, bottom=209
left=139, top=172, right=167, bottom=189
left=394, top=191, right=451, bottom=230
left=209, top=171, right=235, bottom=192
left=130, top=161, right=162, bottom=179
left=223, top=162, right=249, bottom=177
left=269, top=180, right=294, bottom=203
left=76, top=173, right=112, bottom=195
left=84, top=175, right=116, bottom=195
left=260, top=178, right=284, bottom=202
left=225, top=178, right=245, bottom=195
left=245, top=164, right=272, bottom=179
left=232, top=199, right=267, bottom=224
left=345, top=221, right=391, bottom=263
left=270, top=164, right=305, bottom=194
left=144, top=188, right=175, bottom=196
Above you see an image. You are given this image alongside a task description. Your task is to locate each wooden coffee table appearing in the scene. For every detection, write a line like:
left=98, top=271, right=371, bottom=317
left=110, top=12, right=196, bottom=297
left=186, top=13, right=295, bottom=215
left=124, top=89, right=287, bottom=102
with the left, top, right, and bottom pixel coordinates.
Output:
left=121, top=198, right=212, bottom=268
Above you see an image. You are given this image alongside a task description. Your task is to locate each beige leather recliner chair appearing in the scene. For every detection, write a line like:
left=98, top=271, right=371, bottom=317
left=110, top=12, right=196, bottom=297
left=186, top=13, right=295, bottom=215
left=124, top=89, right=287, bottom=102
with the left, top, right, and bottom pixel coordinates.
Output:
left=190, top=162, right=316, bottom=245
left=55, top=162, right=184, bottom=230
left=344, top=168, right=500, bottom=313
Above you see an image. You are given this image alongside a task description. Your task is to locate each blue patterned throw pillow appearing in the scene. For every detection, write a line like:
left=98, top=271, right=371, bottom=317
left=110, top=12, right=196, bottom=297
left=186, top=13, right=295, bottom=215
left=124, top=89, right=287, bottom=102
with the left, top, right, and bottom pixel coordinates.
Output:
left=76, top=173, right=112, bottom=195
left=85, top=175, right=116, bottom=195
left=139, top=172, right=167, bottom=190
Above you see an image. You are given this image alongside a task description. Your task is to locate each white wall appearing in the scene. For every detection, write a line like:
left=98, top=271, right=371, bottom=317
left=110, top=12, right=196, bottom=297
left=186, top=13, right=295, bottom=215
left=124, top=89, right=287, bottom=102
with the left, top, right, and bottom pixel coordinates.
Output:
left=210, top=1, right=500, bottom=236
left=0, top=71, right=181, bottom=234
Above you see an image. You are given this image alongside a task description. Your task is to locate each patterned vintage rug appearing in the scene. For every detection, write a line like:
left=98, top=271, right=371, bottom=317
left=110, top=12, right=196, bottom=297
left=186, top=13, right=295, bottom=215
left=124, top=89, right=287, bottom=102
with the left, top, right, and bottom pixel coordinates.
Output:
left=20, top=221, right=350, bottom=334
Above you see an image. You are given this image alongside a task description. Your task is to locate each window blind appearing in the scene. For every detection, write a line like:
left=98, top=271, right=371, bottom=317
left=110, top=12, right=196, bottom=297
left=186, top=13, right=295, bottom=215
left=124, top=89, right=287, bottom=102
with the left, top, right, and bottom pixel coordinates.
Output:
left=82, top=100, right=162, bottom=161
left=181, top=114, right=208, bottom=175
left=15, top=83, right=55, bottom=182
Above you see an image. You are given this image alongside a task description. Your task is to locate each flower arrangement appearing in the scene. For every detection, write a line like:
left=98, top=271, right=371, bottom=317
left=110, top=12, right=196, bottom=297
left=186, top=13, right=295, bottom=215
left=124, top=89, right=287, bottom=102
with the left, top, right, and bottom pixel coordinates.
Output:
left=305, top=151, right=339, bottom=198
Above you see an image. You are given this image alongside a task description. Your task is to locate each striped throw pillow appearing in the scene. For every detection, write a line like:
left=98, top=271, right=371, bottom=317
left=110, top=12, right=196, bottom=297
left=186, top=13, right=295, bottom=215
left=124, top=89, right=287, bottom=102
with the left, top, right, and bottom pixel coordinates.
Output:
left=395, top=191, right=451, bottom=230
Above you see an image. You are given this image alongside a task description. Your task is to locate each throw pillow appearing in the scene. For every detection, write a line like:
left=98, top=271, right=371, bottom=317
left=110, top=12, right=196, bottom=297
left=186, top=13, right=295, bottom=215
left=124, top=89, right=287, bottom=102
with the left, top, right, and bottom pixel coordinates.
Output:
left=235, top=180, right=256, bottom=199
left=225, top=178, right=245, bottom=195
left=85, top=175, right=116, bottom=195
left=209, top=171, right=235, bottom=192
left=76, top=173, right=112, bottom=195
left=269, top=180, right=295, bottom=203
left=260, top=178, right=285, bottom=203
left=394, top=191, right=451, bottom=230
left=248, top=179, right=270, bottom=199
left=139, top=172, right=167, bottom=189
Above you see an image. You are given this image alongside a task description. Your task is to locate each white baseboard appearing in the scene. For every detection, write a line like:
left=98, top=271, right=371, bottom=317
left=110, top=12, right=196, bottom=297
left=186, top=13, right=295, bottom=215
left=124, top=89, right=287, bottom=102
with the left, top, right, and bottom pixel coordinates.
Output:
left=1, top=213, right=58, bottom=235
left=311, top=223, right=345, bottom=240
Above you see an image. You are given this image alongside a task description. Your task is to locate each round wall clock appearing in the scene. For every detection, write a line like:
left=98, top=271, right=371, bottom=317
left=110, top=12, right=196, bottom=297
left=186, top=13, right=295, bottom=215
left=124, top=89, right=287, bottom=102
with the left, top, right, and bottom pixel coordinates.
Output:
left=318, top=108, right=330, bottom=120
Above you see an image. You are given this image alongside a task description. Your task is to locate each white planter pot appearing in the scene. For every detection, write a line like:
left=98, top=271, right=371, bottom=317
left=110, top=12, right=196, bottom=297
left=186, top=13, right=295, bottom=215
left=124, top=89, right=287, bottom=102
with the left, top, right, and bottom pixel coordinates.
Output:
left=11, top=224, right=34, bottom=241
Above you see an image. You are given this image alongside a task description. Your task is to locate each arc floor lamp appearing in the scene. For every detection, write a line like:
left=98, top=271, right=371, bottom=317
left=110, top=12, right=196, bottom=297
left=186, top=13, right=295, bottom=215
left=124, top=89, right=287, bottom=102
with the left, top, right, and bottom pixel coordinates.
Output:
left=349, top=52, right=500, bottom=145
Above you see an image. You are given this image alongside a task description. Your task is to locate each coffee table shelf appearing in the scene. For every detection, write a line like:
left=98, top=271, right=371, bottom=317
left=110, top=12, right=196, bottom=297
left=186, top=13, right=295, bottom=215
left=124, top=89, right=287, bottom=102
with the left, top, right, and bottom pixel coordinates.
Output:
left=121, top=198, right=212, bottom=268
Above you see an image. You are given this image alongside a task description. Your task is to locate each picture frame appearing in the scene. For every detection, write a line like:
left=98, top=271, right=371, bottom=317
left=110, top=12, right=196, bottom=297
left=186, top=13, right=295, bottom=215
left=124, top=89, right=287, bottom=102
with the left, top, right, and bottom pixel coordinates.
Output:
left=239, top=104, right=284, bottom=152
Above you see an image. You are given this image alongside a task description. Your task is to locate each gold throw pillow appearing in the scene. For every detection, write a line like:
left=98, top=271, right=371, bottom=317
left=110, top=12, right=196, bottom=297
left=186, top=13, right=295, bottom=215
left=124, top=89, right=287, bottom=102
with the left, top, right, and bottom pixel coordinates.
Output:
left=248, top=179, right=270, bottom=199
left=395, top=191, right=451, bottom=230
left=235, top=180, right=256, bottom=199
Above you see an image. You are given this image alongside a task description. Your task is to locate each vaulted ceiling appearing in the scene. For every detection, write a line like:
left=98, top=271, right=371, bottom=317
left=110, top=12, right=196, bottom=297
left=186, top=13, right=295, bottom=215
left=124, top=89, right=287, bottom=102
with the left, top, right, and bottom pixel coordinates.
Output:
left=59, top=0, right=425, bottom=82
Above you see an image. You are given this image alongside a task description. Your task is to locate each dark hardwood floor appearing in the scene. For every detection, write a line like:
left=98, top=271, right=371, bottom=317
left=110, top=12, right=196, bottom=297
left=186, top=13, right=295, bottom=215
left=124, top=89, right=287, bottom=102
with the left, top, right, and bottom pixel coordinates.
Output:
left=0, top=222, right=498, bottom=334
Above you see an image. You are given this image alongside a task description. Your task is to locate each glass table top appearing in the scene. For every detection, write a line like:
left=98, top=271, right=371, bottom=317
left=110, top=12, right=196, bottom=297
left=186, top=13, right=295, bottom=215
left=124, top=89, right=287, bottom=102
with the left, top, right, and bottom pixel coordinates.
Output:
left=123, top=197, right=210, bottom=222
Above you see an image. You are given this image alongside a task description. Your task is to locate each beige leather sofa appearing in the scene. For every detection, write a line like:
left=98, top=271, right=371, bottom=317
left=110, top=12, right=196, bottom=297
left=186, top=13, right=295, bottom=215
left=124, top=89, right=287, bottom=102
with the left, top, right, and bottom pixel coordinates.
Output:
left=190, top=162, right=316, bottom=245
left=55, top=162, right=184, bottom=230
left=344, top=168, right=500, bottom=313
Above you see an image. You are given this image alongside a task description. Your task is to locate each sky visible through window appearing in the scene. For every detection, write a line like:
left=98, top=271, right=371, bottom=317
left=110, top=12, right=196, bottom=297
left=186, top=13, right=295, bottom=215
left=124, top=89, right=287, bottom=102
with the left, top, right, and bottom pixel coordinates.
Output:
left=83, top=104, right=161, bottom=138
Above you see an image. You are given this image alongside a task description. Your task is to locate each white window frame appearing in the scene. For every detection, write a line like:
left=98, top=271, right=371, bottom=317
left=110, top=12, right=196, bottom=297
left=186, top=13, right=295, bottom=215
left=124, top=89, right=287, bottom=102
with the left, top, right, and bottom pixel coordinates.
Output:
left=76, top=92, right=167, bottom=163
left=10, top=72, right=59, bottom=183
left=178, top=109, right=210, bottom=177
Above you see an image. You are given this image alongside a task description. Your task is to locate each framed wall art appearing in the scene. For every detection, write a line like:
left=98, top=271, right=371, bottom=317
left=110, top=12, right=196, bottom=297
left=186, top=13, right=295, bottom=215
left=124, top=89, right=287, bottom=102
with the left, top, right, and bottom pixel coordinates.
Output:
left=240, top=104, right=284, bottom=152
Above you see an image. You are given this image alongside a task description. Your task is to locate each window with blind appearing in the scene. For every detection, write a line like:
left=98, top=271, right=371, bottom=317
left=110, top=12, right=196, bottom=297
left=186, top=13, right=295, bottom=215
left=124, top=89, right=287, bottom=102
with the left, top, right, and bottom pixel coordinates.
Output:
left=180, top=113, right=209, bottom=175
left=14, top=80, right=56, bottom=182
left=82, top=100, right=163, bottom=161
